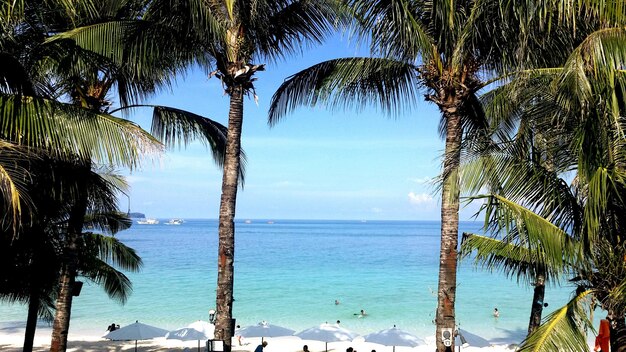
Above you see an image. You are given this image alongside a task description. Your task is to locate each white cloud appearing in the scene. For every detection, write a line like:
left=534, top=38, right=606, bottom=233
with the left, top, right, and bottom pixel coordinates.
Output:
left=408, top=192, right=433, bottom=205
left=370, top=207, right=383, bottom=213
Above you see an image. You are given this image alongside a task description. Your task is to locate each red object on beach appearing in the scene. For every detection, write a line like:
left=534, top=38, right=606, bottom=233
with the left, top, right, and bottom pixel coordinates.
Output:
left=594, top=319, right=610, bottom=352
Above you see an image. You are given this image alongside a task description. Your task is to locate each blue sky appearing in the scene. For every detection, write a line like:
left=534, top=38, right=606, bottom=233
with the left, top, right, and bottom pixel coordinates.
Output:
left=122, top=35, right=482, bottom=221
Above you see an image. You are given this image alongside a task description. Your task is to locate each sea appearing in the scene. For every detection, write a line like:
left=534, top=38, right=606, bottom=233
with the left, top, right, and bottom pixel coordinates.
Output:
left=0, top=219, right=578, bottom=344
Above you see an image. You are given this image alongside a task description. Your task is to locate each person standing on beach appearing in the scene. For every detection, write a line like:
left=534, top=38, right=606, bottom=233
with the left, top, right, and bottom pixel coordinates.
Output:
left=255, top=341, right=268, bottom=352
left=303, top=345, right=310, bottom=352
left=594, top=317, right=610, bottom=352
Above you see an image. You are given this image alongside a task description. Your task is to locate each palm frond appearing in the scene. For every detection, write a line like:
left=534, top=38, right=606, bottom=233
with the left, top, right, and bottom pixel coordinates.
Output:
left=83, top=232, right=142, bottom=272
left=0, top=53, right=35, bottom=95
left=0, top=94, right=162, bottom=168
left=84, top=212, right=132, bottom=235
left=0, top=141, right=33, bottom=232
left=79, top=256, right=133, bottom=304
left=255, top=0, right=351, bottom=62
left=461, top=233, right=565, bottom=283
left=518, top=289, right=594, bottom=352
left=469, top=194, right=582, bottom=270
left=149, top=105, right=246, bottom=184
left=268, top=57, right=421, bottom=125
left=349, top=0, right=433, bottom=61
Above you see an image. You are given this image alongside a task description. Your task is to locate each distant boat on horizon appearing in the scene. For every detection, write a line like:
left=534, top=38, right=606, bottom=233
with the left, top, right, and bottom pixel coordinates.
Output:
left=244, top=220, right=252, bottom=224
left=165, top=218, right=184, bottom=225
left=137, top=218, right=159, bottom=225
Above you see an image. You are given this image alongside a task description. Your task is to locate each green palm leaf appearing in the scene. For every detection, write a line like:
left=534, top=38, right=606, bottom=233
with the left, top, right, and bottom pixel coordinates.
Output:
left=149, top=105, right=246, bottom=184
left=350, top=0, right=433, bottom=61
left=79, top=256, right=134, bottom=304
left=467, top=194, right=582, bottom=271
left=268, top=57, right=421, bottom=124
left=0, top=94, right=162, bottom=168
left=83, top=232, right=142, bottom=274
left=517, top=290, right=594, bottom=352
left=254, top=0, right=350, bottom=61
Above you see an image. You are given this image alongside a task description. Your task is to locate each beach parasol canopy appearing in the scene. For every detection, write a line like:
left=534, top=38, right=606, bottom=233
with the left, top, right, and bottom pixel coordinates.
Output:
left=295, top=323, right=359, bottom=352
left=237, top=321, right=295, bottom=342
left=187, top=320, right=215, bottom=338
left=455, top=328, right=490, bottom=348
left=166, top=327, right=210, bottom=352
left=103, top=320, right=169, bottom=352
left=363, top=326, right=426, bottom=352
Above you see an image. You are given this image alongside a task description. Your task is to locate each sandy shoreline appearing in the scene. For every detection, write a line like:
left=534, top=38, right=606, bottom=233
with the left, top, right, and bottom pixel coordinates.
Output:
left=0, top=325, right=527, bottom=352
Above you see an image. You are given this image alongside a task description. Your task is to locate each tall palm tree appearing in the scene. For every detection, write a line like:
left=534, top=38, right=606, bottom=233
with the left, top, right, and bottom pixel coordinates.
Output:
left=460, top=26, right=626, bottom=351
left=55, top=3, right=349, bottom=351
left=267, top=0, right=607, bottom=349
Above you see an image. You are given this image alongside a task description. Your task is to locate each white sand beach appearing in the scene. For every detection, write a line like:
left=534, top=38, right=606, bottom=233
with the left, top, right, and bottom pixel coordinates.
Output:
left=0, top=325, right=527, bottom=352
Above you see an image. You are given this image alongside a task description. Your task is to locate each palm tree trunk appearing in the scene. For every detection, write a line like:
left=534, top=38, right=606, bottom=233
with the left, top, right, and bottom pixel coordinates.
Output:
left=527, top=273, right=546, bottom=335
left=215, top=86, right=244, bottom=352
left=50, top=183, right=88, bottom=352
left=50, top=249, right=77, bottom=352
left=23, top=291, right=39, bottom=352
left=610, top=312, right=626, bottom=352
left=435, top=105, right=462, bottom=352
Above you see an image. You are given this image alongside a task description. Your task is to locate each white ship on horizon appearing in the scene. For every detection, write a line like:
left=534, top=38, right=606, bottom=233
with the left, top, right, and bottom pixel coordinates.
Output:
left=137, top=218, right=159, bottom=225
left=165, top=218, right=184, bottom=225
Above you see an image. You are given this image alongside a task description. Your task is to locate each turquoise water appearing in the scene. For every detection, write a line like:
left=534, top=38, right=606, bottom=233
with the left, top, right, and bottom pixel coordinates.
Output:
left=0, top=220, right=575, bottom=343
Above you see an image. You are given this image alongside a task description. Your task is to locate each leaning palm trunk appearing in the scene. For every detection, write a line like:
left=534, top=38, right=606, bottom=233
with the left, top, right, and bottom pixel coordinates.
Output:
left=50, top=186, right=88, bottom=352
left=435, top=107, right=462, bottom=351
left=215, top=86, right=245, bottom=352
left=23, top=291, right=39, bottom=352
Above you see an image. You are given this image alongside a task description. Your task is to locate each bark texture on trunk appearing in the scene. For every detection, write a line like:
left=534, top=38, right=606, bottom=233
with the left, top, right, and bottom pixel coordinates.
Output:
left=527, top=273, right=546, bottom=336
left=50, top=250, right=77, bottom=352
left=215, top=86, right=244, bottom=352
left=23, top=291, right=39, bottom=352
left=611, top=313, right=626, bottom=352
left=435, top=106, right=462, bottom=352
left=50, top=182, right=87, bottom=352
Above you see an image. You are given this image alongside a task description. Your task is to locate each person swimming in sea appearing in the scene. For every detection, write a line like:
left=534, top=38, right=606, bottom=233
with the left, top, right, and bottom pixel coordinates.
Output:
left=353, top=309, right=367, bottom=318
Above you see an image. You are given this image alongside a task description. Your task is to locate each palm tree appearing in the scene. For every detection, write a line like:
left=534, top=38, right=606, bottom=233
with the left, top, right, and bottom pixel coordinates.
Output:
left=54, top=3, right=349, bottom=351
left=459, top=26, right=626, bottom=351
left=266, top=0, right=608, bottom=349
left=0, top=155, right=143, bottom=352
left=0, top=2, right=236, bottom=349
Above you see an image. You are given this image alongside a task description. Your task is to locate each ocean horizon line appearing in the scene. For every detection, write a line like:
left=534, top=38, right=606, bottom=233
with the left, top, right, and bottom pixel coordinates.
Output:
left=133, top=217, right=484, bottom=223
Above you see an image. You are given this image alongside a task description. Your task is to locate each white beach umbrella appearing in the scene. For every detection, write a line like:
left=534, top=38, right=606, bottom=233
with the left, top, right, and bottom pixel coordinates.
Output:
left=295, top=323, right=359, bottom=352
left=455, top=329, right=490, bottom=348
left=166, top=327, right=209, bottom=352
left=237, top=321, right=296, bottom=342
left=187, top=320, right=215, bottom=338
left=103, top=320, right=169, bottom=352
left=363, top=326, right=426, bottom=352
